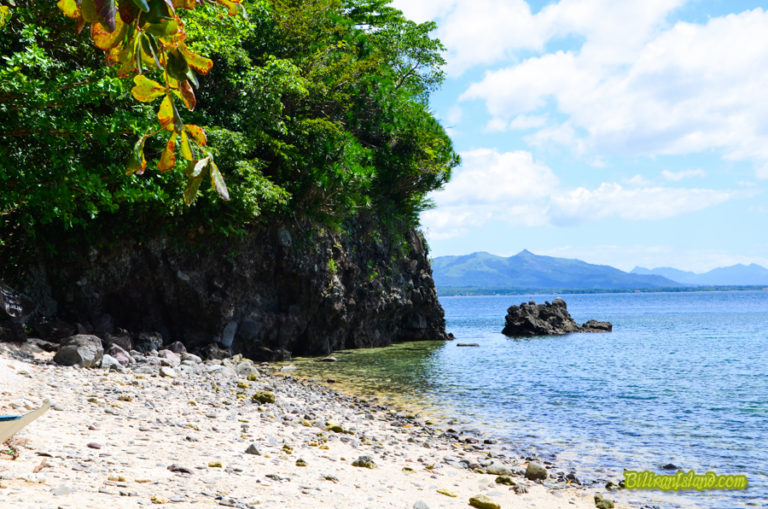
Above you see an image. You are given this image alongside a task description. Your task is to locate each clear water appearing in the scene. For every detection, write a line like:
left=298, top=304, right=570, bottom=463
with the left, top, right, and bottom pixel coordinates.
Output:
left=289, top=291, right=768, bottom=508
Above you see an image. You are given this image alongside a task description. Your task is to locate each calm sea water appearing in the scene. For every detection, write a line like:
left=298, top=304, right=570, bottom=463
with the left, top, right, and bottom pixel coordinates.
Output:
left=290, top=291, right=768, bottom=508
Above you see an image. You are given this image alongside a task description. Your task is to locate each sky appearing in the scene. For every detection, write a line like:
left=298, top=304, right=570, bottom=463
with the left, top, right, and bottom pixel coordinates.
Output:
left=391, top=0, right=768, bottom=272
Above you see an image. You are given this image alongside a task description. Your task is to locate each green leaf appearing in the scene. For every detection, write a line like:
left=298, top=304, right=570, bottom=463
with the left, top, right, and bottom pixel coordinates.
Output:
left=130, top=0, right=150, bottom=13
left=131, top=75, right=165, bottom=102
left=127, top=134, right=150, bottom=175
left=210, top=162, right=229, bottom=201
left=80, top=0, right=100, bottom=23
left=184, top=175, right=204, bottom=205
left=145, top=19, right=178, bottom=38
left=166, top=49, right=190, bottom=82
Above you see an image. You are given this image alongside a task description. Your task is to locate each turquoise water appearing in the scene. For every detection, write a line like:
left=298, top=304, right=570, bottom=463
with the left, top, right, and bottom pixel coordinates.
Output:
left=292, top=291, right=768, bottom=507
left=439, top=291, right=768, bottom=508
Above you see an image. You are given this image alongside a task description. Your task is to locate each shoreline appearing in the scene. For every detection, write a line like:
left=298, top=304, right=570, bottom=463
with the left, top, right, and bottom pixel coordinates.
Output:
left=0, top=341, right=620, bottom=509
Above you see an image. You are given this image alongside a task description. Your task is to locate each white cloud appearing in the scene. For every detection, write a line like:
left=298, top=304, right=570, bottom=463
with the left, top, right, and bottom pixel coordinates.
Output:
left=459, top=7, right=768, bottom=177
left=421, top=149, right=737, bottom=239
left=509, top=115, right=548, bottom=130
left=662, top=169, right=706, bottom=181
left=548, top=183, right=735, bottom=225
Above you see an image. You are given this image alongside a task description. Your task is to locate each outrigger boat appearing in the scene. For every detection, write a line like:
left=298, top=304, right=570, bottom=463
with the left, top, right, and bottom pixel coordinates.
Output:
left=0, top=400, right=50, bottom=443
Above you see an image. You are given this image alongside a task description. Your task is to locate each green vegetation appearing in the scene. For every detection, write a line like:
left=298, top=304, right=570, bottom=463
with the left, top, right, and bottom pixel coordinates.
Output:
left=0, top=0, right=457, bottom=282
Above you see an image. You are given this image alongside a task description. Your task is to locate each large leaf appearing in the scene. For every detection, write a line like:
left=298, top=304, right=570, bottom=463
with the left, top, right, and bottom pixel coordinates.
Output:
left=145, top=19, right=178, bottom=38
left=132, top=75, right=165, bottom=102
left=179, top=44, right=213, bottom=74
left=178, top=80, right=196, bottom=111
left=158, top=133, right=177, bottom=172
left=157, top=94, right=178, bottom=131
left=126, top=134, right=150, bottom=175
left=187, top=156, right=210, bottom=178
left=94, top=0, right=116, bottom=32
left=179, top=131, right=195, bottom=161
left=118, top=0, right=140, bottom=23
left=130, top=0, right=150, bottom=13
left=216, top=0, right=239, bottom=16
left=57, top=0, right=81, bottom=19
left=184, top=124, right=206, bottom=146
left=166, top=49, right=190, bottom=82
left=80, top=0, right=100, bottom=23
left=184, top=175, right=204, bottom=205
left=210, top=162, right=229, bottom=201
left=91, top=14, right=125, bottom=50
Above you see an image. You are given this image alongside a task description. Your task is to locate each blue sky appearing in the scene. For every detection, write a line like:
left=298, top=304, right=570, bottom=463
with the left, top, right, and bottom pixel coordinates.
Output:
left=391, top=0, right=768, bottom=272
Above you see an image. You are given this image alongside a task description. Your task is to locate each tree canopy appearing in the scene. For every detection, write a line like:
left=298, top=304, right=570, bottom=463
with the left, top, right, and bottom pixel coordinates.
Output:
left=0, top=0, right=458, bottom=281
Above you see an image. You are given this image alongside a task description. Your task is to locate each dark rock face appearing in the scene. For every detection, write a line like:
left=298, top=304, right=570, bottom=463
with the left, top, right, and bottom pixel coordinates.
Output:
left=11, top=224, right=449, bottom=360
left=501, top=298, right=612, bottom=337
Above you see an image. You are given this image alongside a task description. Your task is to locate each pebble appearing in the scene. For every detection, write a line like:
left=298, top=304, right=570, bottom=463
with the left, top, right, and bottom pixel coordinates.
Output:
left=469, top=494, right=501, bottom=509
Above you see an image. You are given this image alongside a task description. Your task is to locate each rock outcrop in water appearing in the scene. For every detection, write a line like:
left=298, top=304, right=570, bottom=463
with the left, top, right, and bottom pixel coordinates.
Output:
left=1, top=223, right=450, bottom=360
left=501, top=298, right=612, bottom=337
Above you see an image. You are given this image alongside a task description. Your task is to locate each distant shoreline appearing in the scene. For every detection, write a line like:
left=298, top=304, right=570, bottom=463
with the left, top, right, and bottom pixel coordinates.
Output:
left=437, top=286, right=768, bottom=297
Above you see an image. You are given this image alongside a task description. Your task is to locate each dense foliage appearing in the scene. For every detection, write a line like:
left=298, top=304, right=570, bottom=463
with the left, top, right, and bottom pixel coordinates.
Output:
left=0, top=0, right=458, bottom=281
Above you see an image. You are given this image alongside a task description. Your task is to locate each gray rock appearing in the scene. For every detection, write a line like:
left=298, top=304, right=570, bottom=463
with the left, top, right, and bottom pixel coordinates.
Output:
left=167, top=341, right=187, bottom=354
left=158, top=349, right=181, bottom=367
left=413, top=502, right=430, bottom=509
left=106, top=344, right=133, bottom=366
left=54, top=334, right=104, bottom=368
left=245, top=444, right=261, bottom=455
left=181, top=352, right=202, bottom=363
left=525, top=462, right=548, bottom=481
left=485, top=461, right=513, bottom=476
left=159, top=366, right=179, bottom=378
left=236, top=361, right=259, bottom=377
left=100, top=354, right=126, bottom=372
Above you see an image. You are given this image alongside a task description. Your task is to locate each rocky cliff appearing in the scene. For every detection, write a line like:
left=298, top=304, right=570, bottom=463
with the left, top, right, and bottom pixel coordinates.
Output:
left=1, top=222, right=450, bottom=360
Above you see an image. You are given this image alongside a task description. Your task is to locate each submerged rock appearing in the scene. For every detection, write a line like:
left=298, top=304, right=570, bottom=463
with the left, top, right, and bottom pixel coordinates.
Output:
left=502, top=299, right=612, bottom=337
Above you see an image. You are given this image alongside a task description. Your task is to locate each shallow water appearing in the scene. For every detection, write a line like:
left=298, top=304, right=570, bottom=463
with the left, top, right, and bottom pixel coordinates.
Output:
left=289, top=291, right=768, bottom=508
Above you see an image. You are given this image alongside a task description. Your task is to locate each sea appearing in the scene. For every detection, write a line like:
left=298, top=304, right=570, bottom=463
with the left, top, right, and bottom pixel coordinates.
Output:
left=288, top=291, right=768, bottom=508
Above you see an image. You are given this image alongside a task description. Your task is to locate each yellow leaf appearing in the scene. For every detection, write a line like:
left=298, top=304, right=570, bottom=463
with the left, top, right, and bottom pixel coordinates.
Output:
left=157, top=95, right=175, bottom=131
left=132, top=75, right=166, bottom=103
left=57, top=0, right=81, bottom=19
left=216, top=0, right=238, bottom=17
left=158, top=134, right=177, bottom=172
left=92, top=16, right=126, bottom=50
left=184, top=125, right=207, bottom=146
left=179, top=44, right=213, bottom=74
left=180, top=131, right=194, bottom=161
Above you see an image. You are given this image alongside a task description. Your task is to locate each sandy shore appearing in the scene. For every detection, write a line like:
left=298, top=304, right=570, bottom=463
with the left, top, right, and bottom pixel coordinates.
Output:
left=0, top=341, right=622, bottom=509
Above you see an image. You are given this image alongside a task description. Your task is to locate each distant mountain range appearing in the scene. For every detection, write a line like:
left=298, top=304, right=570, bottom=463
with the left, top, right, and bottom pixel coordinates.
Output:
left=631, top=264, right=768, bottom=286
left=431, top=250, right=768, bottom=293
